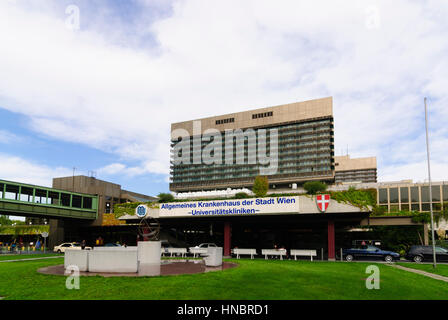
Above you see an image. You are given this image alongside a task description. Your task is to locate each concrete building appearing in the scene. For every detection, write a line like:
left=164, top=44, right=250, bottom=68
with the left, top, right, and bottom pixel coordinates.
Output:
left=329, top=179, right=448, bottom=214
left=334, top=155, right=377, bottom=184
left=49, top=175, right=157, bottom=247
left=170, top=97, right=335, bottom=192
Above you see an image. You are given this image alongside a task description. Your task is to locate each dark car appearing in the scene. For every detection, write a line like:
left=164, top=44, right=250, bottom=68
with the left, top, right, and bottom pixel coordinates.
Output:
left=342, top=245, right=400, bottom=262
left=406, top=245, right=448, bottom=263
left=104, top=243, right=122, bottom=247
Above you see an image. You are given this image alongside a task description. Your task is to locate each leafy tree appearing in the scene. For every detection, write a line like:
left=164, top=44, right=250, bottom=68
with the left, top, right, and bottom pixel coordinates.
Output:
left=253, top=176, right=269, bottom=197
left=303, top=181, right=327, bottom=195
left=157, top=193, right=175, bottom=203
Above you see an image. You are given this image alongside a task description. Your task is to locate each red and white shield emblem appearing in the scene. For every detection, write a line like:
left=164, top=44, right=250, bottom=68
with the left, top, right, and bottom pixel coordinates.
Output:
left=316, top=194, right=330, bottom=212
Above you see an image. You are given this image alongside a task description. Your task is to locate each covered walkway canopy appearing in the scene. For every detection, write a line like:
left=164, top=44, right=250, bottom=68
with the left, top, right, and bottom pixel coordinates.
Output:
left=0, top=179, right=98, bottom=220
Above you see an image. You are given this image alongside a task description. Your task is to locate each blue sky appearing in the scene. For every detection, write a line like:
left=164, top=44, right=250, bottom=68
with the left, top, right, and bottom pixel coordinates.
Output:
left=0, top=0, right=447, bottom=199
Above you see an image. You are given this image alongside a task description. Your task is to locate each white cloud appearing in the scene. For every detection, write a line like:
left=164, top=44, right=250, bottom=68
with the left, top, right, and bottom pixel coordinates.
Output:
left=0, top=130, right=21, bottom=144
left=98, top=160, right=168, bottom=177
left=0, top=0, right=447, bottom=183
left=0, top=153, right=72, bottom=187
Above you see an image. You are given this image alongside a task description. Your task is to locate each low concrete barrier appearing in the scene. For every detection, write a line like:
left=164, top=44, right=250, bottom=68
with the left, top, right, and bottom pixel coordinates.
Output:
left=93, top=246, right=137, bottom=251
left=88, top=249, right=138, bottom=273
left=65, top=249, right=89, bottom=271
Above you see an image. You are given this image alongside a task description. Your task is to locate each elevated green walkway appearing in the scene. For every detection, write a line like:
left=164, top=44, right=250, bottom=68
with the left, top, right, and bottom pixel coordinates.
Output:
left=0, top=179, right=98, bottom=220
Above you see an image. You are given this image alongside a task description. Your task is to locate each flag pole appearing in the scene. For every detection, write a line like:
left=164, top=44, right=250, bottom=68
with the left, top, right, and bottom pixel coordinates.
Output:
left=424, top=97, right=437, bottom=269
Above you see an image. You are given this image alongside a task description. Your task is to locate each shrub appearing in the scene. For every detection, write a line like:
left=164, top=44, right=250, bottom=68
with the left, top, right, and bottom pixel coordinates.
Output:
left=234, top=192, right=250, bottom=199
left=253, top=176, right=269, bottom=197
left=330, top=188, right=376, bottom=210
left=157, top=193, right=175, bottom=203
left=303, top=181, right=327, bottom=195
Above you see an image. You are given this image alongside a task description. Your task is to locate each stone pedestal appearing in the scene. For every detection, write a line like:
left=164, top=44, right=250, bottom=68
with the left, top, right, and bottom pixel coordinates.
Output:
left=137, top=241, right=161, bottom=265
left=204, top=247, right=223, bottom=267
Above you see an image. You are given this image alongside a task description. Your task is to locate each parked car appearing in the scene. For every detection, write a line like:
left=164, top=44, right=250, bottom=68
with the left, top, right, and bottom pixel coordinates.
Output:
left=342, top=245, right=400, bottom=262
left=406, top=245, right=448, bottom=263
left=195, top=243, right=217, bottom=248
left=53, top=242, right=92, bottom=253
left=104, top=243, right=122, bottom=247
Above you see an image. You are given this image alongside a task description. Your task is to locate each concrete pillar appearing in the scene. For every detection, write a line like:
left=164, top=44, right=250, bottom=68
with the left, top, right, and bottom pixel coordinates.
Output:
left=327, top=220, right=335, bottom=261
left=49, top=219, right=65, bottom=249
left=424, top=224, right=429, bottom=245
left=224, top=222, right=231, bottom=257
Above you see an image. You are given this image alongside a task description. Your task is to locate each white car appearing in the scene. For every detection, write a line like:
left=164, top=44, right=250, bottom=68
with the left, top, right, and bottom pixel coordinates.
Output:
left=53, top=242, right=92, bottom=253
left=195, top=243, right=217, bottom=248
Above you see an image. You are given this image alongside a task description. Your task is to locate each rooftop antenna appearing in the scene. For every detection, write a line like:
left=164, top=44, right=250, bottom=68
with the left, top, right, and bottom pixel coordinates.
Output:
left=72, top=167, right=77, bottom=191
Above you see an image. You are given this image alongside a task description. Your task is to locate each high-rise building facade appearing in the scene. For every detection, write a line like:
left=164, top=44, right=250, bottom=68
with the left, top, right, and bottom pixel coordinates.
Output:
left=334, top=155, right=377, bottom=184
left=170, top=97, right=335, bottom=192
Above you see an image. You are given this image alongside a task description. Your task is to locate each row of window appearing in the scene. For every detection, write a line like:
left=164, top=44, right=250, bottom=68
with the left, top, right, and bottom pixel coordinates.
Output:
left=172, top=166, right=332, bottom=183
left=252, top=111, right=273, bottom=119
left=378, top=185, right=448, bottom=204
left=0, top=183, right=95, bottom=210
left=215, top=117, right=235, bottom=125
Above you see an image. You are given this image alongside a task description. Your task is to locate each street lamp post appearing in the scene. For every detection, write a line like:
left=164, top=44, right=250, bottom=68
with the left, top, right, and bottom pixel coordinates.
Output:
left=424, top=97, right=437, bottom=269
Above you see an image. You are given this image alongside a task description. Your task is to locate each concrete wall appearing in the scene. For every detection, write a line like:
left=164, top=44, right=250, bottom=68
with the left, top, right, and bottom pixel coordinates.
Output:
left=334, top=155, right=377, bottom=171
left=171, top=97, right=333, bottom=133
left=88, top=249, right=138, bottom=273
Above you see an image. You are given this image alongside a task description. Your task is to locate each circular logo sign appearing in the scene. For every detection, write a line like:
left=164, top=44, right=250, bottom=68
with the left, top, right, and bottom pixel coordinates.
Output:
left=41, top=232, right=49, bottom=238
left=136, top=205, right=148, bottom=218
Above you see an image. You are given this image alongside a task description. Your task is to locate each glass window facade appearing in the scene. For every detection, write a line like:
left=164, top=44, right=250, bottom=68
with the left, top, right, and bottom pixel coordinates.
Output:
left=411, top=187, right=419, bottom=203
left=432, top=186, right=441, bottom=202
left=377, top=184, right=446, bottom=214
left=379, top=189, right=388, bottom=204
left=389, top=188, right=398, bottom=203
left=170, top=118, right=334, bottom=191
left=400, top=187, right=409, bottom=202
left=421, top=186, right=429, bottom=202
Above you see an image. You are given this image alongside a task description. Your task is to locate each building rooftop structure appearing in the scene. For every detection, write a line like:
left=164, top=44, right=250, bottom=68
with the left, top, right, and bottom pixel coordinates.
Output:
left=170, top=97, right=335, bottom=192
left=334, top=155, right=377, bottom=184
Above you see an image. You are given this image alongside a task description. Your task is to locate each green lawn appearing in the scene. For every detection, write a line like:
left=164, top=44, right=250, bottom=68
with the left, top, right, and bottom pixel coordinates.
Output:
left=0, top=257, right=447, bottom=300
left=0, top=253, right=63, bottom=261
left=397, top=262, right=448, bottom=278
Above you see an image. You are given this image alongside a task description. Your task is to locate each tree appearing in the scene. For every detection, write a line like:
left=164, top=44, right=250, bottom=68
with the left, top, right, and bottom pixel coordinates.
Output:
left=253, top=176, right=269, bottom=197
left=0, top=215, right=13, bottom=226
left=303, top=181, right=327, bottom=195
left=157, top=193, right=174, bottom=203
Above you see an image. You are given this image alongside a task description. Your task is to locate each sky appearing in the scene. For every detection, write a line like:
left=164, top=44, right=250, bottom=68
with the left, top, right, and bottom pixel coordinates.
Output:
left=0, top=0, right=447, bottom=199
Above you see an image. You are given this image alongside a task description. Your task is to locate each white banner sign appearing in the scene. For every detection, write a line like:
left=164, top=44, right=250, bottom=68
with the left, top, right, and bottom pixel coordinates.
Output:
left=159, top=196, right=300, bottom=218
